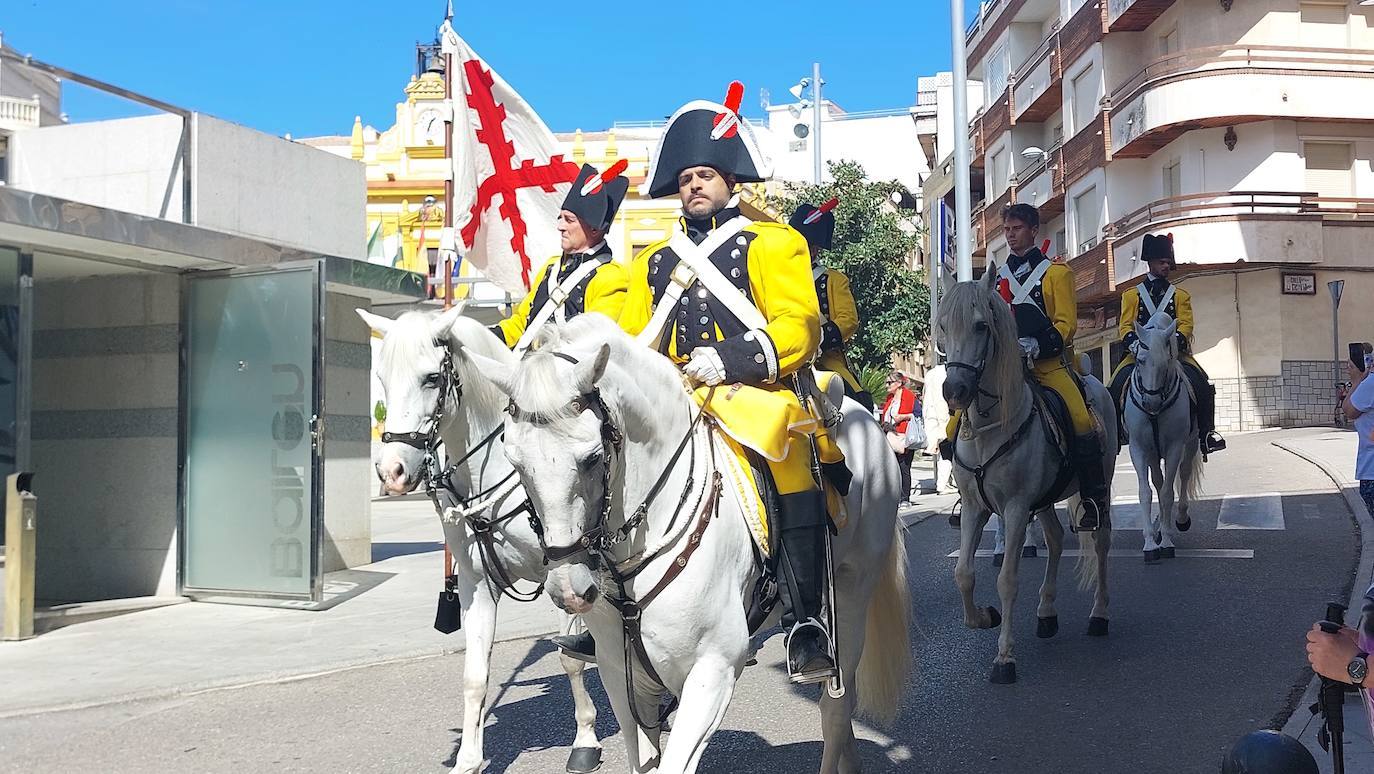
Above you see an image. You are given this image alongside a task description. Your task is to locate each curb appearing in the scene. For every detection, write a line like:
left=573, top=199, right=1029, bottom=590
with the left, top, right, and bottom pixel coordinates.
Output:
left=1274, top=440, right=1371, bottom=747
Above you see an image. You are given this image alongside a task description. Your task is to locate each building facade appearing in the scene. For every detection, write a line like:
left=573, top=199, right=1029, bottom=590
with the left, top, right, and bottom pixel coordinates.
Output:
left=960, top=0, right=1374, bottom=430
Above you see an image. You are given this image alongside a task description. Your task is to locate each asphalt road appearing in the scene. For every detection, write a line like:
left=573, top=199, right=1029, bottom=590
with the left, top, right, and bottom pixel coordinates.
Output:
left=0, top=433, right=1354, bottom=773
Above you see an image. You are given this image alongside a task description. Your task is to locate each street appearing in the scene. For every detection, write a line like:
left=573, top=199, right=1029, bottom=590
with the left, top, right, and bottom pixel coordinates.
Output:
left=0, top=431, right=1356, bottom=773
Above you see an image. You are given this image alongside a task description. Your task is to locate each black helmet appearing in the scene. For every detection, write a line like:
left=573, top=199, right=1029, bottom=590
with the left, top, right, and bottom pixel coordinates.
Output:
left=1221, top=731, right=1318, bottom=774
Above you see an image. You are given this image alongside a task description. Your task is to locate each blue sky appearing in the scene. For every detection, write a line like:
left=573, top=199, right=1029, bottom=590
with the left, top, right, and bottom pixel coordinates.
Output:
left=1, top=1, right=980, bottom=138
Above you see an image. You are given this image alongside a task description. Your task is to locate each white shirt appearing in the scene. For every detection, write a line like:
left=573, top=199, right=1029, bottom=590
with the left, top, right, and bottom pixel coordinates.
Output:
left=1353, top=375, right=1374, bottom=481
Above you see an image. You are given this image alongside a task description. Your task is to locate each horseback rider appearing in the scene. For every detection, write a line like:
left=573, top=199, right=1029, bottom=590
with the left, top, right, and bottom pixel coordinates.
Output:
left=789, top=198, right=875, bottom=413
left=948, top=203, right=1110, bottom=530
left=1107, top=233, right=1226, bottom=456
left=491, top=161, right=630, bottom=662
left=617, top=85, right=841, bottom=684
left=491, top=161, right=630, bottom=351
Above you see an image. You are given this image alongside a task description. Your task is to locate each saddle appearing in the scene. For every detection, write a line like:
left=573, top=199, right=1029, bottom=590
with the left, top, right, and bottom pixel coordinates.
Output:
left=1028, top=379, right=1077, bottom=512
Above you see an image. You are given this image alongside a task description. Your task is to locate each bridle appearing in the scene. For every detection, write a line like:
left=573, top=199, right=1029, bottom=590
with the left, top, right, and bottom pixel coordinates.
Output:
left=1128, top=336, right=1186, bottom=453
left=380, top=343, right=540, bottom=603
left=944, top=322, right=1002, bottom=420
left=506, top=349, right=721, bottom=731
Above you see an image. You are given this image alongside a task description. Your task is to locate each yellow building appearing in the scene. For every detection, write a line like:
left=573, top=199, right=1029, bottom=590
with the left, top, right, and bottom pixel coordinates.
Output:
left=299, top=62, right=784, bottom=307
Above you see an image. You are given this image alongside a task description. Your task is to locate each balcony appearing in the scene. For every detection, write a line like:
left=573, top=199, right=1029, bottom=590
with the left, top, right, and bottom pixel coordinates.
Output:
left=1062, top=111, right=1110, bottom=186
left=1012, top=27, right=1063, bottom=124
left=1013, top=143, right=1065, bottom=218
left=1068, top=239, right=1112, bottom=303
left=965, top=0, right=1029, bottom=71
left=0, top=95, right=41, bottom=130
left=1107, top=0, right=1179, bottom=33
left=1110, top=46, right=1374, bottom=159
left=972, top=199, right=990, bottom=256
left=970, top=111, right=987, bottom=168
left=1060, top=0, right=1107, bottom=70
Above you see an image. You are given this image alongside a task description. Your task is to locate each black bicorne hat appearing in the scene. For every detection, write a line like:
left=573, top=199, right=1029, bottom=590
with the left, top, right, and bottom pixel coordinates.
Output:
left=561, top=160, right=630, bottom=233
left=789, top=198, right=839, bottom=250
left=1141, top=233, right=1175, bottom=265
left=643, top=81, right=771, bottom=199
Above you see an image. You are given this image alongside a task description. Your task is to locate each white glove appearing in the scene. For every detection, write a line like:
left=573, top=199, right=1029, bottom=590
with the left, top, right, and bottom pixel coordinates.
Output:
left=1129, top=340, right=1142, bottom=357
left=1017, top=337, right=1040, bottom=359
left=684, top=347, right=727, bottom=386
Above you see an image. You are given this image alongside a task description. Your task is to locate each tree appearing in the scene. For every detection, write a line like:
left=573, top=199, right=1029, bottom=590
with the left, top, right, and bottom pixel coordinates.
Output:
left=775, top=160, right=930, bottom=372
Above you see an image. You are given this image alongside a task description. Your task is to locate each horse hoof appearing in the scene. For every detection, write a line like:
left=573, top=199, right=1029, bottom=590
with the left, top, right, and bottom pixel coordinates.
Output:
left=566, top=747, right=602, bottom=773
left=1160, top=546, right=1176, bottom=559
left=1022, top=545, right=1038, bottom=559
left=986, top=606, right=1002, bottom=629
left=1176, top=518, right=1192, bottom=532
left=948, top=512, right=961, bottom=528
left=1037, top=615, right=1059, bottom=639
left=989, top=662, right=1018, bottom=684
left=992, top=552, right=1004, bottom=568
left=1144, top=549, right=1161, bottom=564
left=1087, top=617, right=1110, bottom=637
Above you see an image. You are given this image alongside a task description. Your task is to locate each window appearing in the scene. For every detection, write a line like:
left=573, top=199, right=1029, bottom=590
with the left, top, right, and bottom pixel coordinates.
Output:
left=1054, top=228, right=1067, bottom=259
left=1072, top=187, right=1101, bottom=255
left=1163, top=159, right=1182, bottom=199
left=1051, top=123, right=1064, bottom=144
left=989, top=148, right=1009, bottom=193
left=1070, top=67, right=1098, bottom=136
left=1087, top=348, right=1104, bottom=382
left=987, top=44, right=1010, bottom=96
left=1300, top=2, right=1349, bottom=48
left=1304, top=141, right=1353, bottom=199
left=1158, top=27, right=1179, bottom=57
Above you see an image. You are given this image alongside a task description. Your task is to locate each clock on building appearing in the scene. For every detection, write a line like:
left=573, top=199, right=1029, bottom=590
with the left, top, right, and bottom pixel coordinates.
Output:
left=416, top=108, right=444, bottom=146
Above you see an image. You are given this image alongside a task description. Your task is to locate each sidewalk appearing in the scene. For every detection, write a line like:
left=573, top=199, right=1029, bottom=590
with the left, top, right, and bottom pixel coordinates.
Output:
left=1275, top=428, right=1373, bottom=773
left=0, top=498, right=564, bottom=718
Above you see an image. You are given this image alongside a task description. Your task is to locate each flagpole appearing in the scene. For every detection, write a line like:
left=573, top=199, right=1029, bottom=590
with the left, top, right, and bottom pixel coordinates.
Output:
left=441, top=40, right=455, bottom=581
left=951, top=0, right=974, bottom=282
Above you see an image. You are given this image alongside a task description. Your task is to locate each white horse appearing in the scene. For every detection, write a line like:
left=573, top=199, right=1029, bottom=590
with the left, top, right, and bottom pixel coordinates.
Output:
left=937, top=269, right=1115, bottom=684
left=464, top=315, right=911, bottom=774
left=1123, top=314, right=1203, bottom=563
left=359, top=307, right=603, bottom=774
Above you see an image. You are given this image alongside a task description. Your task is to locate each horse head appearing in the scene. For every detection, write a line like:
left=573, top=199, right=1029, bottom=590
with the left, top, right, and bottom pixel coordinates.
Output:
left=360, top=302, right=514, bottom=495
left=463, top=314, right=679, bottom=615
left=1132, top=314, right=1181, bottom=413
left=936, top=262, right=1020, bottom=423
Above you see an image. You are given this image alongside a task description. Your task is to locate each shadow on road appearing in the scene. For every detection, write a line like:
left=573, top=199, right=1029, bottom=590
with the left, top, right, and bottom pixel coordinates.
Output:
left=372, top=540, right=444, bottom=562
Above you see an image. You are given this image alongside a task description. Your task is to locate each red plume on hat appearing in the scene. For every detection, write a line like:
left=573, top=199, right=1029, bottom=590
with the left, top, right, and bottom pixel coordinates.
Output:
left=803, top=197, right=840, bottom=225
left=711, top=81, right=745, bottom=140
left=580, top=158, right=629, bottom=197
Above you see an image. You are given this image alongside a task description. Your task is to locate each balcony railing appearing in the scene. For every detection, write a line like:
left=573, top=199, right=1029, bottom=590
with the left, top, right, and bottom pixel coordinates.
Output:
left=1110, top=45, right=1374, bottom=108
left=0, top=95, right=41, bottom=128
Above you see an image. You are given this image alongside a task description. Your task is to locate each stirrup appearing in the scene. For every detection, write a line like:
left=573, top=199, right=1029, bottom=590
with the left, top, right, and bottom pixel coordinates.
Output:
left=1073, top=499, right=1103, bottom=533
left=1203, top=433, right=1226, bottom=454
left=786, top=618, right=837, bottom=685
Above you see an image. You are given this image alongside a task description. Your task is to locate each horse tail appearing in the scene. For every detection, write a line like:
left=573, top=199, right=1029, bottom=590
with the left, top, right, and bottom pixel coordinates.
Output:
left=1074, top=499, right=1108, bottom=592
left=1184, top=441, right=1205, bottom=502
left=856, top=525, right=911, bottom=726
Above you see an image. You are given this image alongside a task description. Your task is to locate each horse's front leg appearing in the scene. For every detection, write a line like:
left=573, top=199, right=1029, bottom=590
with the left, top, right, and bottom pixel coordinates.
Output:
left=1176, top=445, right=1197, bottom=529
left=1035, top=508, right=1064, bottom=640
left=448, top=564, right=499, bottom=774
left=1157, top=445, right=1182, bottom=554
left=558, top=613, right=602, bottom=773
left=955, top=499, right=996, bottom=629
left=991, top=505, right=1032, bottom=684
left=658, top=651, right=740, bottom=774
left=1130, top=443, right=1159, bottom=558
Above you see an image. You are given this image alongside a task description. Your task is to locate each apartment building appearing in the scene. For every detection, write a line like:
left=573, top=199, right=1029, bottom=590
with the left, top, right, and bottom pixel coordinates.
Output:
left=962, top=0, right=1374, bottom=431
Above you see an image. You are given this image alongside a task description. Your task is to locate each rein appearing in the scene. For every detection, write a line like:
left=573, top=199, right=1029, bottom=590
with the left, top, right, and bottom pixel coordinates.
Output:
left=1128, top=344, right=1186, bottom=454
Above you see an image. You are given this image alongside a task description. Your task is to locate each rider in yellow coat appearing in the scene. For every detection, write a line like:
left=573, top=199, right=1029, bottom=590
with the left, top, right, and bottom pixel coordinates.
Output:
left=618, top=88, right=839, bottom=684
left=1107, top=233, right=1226, bottom=456
left=789, top=199, right=875, bottom=413
left=492, top=162, right=630, bottom=350
left=945, top=203, right=1109, bottom=529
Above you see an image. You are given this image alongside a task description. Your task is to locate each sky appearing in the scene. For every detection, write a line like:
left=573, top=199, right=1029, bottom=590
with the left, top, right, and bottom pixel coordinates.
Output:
left=0, top=1, right=981, bottom=138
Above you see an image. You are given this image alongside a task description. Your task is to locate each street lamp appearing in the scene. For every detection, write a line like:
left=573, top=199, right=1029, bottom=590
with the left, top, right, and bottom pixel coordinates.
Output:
left=1330, top=279, right=1345, bottom=379
left=791, top=65, right=826, bottom=184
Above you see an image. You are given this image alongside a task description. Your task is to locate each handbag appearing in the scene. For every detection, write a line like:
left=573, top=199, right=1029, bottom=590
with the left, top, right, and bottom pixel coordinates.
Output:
left=904, top=417, right=927, bottom=451
left=886, top=431, right=906, bottom=455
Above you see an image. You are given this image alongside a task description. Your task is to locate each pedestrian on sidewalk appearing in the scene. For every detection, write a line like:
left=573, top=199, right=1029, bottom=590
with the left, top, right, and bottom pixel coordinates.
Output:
left=881, top=372, right=920, bottom=505
left=1344, top=355, right=1374, bottom=517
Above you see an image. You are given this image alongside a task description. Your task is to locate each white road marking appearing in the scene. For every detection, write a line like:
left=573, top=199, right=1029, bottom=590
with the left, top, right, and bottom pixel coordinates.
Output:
left=947, top=548, right=1254, bottom=559
left=1217, top=492, right=1284, bottom=530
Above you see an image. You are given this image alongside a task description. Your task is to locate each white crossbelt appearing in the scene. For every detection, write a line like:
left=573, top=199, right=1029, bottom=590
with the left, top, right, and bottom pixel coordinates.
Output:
left=636, top=216, right=767, bottom=349
left=997, top=259, right=1053, bottom=305
left=513, top=253, right=611, bottom=354
left=1137, top=283, right=1176, bottom=321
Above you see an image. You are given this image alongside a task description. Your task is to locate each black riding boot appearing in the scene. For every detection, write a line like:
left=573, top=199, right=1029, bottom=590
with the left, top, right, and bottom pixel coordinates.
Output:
left=552, top=630, right=596, bottom=663
left=775, top=491, right=836, bottom=684
left=1073, top=433, right=1110, bottom=532
left=1197, top=383, right=1226, bottom=455
left=1108, top=364, right=1133, bottom=447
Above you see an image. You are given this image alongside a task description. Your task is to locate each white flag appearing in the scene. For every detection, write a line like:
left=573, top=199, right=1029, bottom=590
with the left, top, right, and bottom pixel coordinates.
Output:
left=440, top=23, right=579, bottom=294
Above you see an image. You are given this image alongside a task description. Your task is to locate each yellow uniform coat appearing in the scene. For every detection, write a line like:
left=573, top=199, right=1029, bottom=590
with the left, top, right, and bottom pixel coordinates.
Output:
left=494, top=248, right=628, bottom=349
left=620, top=220, right=823, bottom=494
left=1109, top=278, right=1201, bottom=376
left=815, top=268, right=862, bottom=394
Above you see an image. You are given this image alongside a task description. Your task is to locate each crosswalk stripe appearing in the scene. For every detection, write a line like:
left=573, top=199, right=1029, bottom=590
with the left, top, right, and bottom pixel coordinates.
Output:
left=1217, top=492, right=1284, bottom=530
left=947, top=548, right=1254, bottom=559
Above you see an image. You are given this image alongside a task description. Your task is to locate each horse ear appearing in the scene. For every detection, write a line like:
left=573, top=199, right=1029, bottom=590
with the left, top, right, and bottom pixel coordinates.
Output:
left=430, top=302, right=469, bottom=344
left=1134, top=321, right=1145, bottom=342
left=356, top=309, right=394, bottom=336
left=1165, top=319, right=1178, bottom=338
left=573, top=343, right=611, bottom=395
left=461, top=350, right=516, bottom=396
left=982, top=262, right=999, bottom=292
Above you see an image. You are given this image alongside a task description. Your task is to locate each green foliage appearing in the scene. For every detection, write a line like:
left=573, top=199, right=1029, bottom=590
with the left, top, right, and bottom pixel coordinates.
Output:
left=859, top=365, right=891, bottom=406
left=776, top=160, right=930, bottom=372
left=374, top=400, right=387, bottom=424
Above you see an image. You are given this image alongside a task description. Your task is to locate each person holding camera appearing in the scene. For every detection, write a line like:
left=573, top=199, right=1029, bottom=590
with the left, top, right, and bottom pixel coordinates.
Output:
left=1344, top=344, right=1374, bottom=518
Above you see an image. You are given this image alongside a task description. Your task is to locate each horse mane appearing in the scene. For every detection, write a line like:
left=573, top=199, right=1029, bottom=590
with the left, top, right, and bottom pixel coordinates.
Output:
left=938, top=279, right=1022, bottom=426
left=510, top=314, right=686, bottom=443
left=383, top=311, right=513, bottom=419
